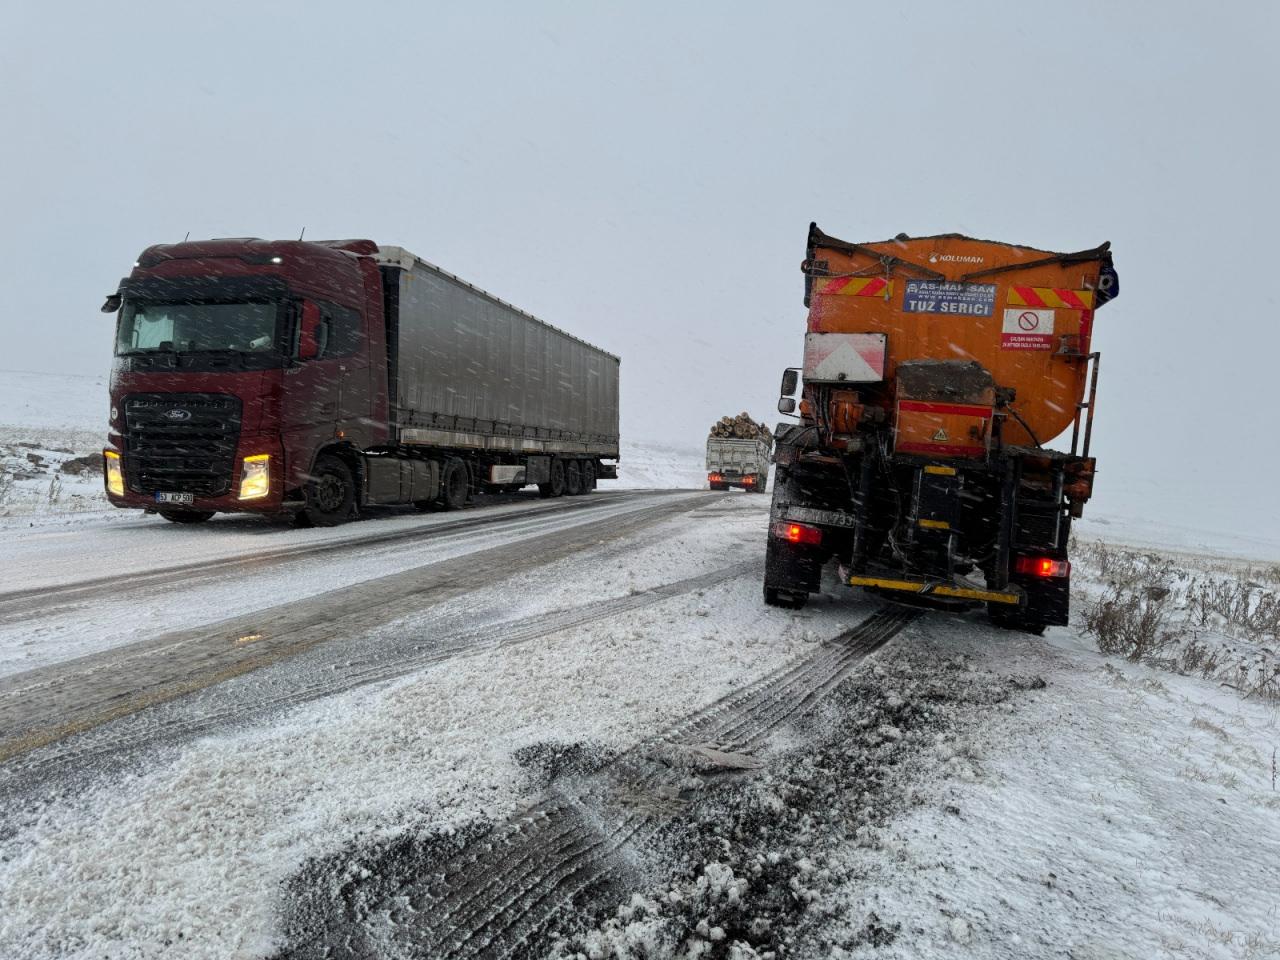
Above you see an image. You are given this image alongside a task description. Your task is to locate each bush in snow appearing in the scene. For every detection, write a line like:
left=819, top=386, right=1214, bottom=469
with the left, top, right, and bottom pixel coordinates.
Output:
left=1083, top=585, right=1182, bottom=662
left=1186, top=577, right=1280, bottom=641
left=1075, top=539, right=1280, bottom=700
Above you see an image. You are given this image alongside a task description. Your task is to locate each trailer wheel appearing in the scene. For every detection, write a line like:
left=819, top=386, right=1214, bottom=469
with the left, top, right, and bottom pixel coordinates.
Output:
left=580, top=460, right=596, bottom=493
left=439, top=459, right=469, bottom=511
left=565, top=460, right=583, bottom=496
left=299, top=454, right=356, bottom=526
left=539, top=459, right=566, bottom=498
left=159, top=509, right=215, bottom=524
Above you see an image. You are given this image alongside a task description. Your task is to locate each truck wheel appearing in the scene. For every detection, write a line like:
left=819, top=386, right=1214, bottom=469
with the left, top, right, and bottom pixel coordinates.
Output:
left=300, top=455, right=356, bottom=527
left=987, top=603, right=1047, bottom=636
left=764, top=586, right=807, bottom=609
left=565, top=460, right=583, bottom=496
left=159, top=509, right=215, bottom=524
left=539, top=459, right=566, bottom=498
left=580, top=460, right=596, bottom=492
left=439, top=459, right=469, bottom=511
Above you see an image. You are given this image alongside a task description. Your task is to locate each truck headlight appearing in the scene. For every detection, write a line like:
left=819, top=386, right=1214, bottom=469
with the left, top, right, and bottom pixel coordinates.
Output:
left=104, top=450, right=125, bottom=496
left=238, top=454, right=270, bottom=500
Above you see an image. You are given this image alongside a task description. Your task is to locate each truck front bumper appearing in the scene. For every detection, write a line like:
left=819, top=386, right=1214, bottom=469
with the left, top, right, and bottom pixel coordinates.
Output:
left=103, top=437, right=290, bottom=515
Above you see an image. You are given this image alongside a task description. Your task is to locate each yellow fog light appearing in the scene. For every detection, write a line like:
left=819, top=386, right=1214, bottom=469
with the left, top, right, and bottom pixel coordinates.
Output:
left=104, top=450, right=125, bottom=496
left=238, top=454, right=270, bottom=500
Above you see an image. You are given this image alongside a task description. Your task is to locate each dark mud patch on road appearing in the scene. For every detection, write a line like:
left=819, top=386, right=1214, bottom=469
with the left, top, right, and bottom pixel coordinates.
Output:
left=539, top=653, right=1036, bottom=960
left=273, top=818, right=493, bottom=960
left=513, top=739, right=618, bottom=790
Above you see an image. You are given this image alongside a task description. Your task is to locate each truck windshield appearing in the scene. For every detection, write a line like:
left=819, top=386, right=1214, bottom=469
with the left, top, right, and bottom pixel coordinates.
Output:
left=115, top=301, right=282, bottom=356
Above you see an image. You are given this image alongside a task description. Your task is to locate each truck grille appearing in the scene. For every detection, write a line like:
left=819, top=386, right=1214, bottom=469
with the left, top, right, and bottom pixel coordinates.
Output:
left=123, top=394, right=242, bottom=497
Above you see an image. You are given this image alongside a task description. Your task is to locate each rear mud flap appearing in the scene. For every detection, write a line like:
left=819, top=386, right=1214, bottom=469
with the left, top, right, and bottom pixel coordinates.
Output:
left=846, top=573, right=1022, bottom=607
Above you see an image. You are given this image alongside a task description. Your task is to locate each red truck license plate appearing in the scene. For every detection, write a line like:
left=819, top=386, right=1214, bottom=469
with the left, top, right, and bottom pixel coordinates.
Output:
left=155, top=492, right=195, bottom=505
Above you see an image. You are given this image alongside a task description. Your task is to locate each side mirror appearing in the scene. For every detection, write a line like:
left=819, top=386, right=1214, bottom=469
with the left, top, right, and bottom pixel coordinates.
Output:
left=780, top=368, right=799, bottom=397
left=778, top=397, right=797, bottom=415
left=297, top=301, right=322, bottom=360
left=101, top=294, right=122, bottom=314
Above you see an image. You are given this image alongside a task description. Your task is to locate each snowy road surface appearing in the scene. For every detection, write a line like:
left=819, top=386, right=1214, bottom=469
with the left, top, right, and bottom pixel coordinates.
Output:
left=1, top=490, right=1278, bottom=959
left=0, top=488, right=692, bottom=677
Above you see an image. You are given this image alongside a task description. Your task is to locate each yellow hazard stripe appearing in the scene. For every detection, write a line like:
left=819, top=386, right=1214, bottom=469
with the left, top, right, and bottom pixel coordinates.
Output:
left=816, top=277, right=895, bottom=298
left=917, top=519, right=951, bottom=530
left=1007, top=286, right=1095, bottom=309
left=848, top=575, right=1022, bottom=605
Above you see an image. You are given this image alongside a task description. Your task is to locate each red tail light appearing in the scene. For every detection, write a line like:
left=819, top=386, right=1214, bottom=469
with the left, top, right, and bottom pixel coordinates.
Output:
left=743, top=476, right=755, bottom=485
left=1014, top=555, right=1070, bottom=578
left=771, top=521, right=822, bottom=546
left=708, top=472, right=723, bottom=482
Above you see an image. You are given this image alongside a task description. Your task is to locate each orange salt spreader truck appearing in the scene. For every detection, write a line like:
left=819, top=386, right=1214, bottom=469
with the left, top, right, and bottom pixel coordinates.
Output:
left=765, top=224, right=1119, bottom=633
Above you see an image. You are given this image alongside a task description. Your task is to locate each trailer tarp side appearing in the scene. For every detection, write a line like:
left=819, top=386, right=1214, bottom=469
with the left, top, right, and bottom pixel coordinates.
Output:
left=379, top=249, right=620, bottom=457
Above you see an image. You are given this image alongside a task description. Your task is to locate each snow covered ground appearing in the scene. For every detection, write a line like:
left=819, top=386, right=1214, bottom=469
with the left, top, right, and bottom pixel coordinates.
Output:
left=1, top=368, right=1278, bottom=959
left=0, top=369, right=113, bottom=524
left=615, top=439, right=708, bottom=491
left=528, top=550, right=1280, bottom=959
left=0, top=497, right=880, bottom=959
left=2, top=493, right=1277, bottom=958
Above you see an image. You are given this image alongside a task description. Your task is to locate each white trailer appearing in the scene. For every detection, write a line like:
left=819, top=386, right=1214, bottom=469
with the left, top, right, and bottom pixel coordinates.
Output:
left=705, top=437, right=771, bottom=492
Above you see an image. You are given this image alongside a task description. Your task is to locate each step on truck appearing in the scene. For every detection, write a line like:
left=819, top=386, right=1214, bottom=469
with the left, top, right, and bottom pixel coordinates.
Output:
left=101, top=239, right=620, bottom=525
left=706, top=437, right=771, bottom=492
left=765, top=224, right=1119, bottom=633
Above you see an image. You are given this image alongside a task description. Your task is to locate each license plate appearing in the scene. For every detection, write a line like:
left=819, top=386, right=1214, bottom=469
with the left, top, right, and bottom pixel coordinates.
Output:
left=155, top=492, right=195, bottom=505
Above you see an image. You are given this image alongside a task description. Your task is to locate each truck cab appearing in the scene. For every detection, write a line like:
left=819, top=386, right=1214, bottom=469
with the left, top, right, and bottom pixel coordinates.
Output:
left=103, top=239, right=389, bottom=523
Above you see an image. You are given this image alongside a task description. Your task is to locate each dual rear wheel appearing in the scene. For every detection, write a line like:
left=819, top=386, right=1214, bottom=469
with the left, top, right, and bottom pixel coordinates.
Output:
left=539, top=459, right=596, bottom=499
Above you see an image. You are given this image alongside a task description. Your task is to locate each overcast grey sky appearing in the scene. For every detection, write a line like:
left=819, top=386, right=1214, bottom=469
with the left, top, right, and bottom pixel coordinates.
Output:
left=2, top=1, right=1276, bottom=534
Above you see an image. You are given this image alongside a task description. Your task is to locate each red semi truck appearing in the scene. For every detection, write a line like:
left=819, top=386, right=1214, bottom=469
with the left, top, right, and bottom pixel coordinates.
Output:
left=101, top=239, right=620, bottom=525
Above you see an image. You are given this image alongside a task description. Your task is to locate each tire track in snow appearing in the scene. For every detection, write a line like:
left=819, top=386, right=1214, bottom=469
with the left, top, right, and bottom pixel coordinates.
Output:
left=278, top=607, right=916, bottom=959
left=0, top=493, right=715, bottom=769
left=0, top=559, right=756, bottom=793
left=0, top=489, right=676, bottom=625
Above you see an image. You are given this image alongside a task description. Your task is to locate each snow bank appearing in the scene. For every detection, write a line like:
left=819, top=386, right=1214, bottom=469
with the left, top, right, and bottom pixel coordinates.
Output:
left=842, top=617, right=1280, bottom=959
left=614, top=439, right=707, bottom=490
left=0, top=369, right=108, bottom=437
left=0, top=499, right=876, bottom=959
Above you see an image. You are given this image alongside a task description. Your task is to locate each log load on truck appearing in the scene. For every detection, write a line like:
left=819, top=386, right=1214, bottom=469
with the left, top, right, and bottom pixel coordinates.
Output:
left=100, top=239, right=619, bottom=525
left=706, top=414, right=772, bottom=492
left=765, top=224, right=1119, bottom=633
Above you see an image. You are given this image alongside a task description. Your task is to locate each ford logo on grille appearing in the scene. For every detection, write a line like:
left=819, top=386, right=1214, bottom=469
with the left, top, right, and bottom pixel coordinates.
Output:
left=164, top=409, right=192, bottom=421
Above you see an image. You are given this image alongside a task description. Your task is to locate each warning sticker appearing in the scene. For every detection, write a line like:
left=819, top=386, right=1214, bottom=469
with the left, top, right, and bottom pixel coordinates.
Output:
left=902, top=280, right=997, bottom=316
left=1001, top=308, right=1055, bottom=350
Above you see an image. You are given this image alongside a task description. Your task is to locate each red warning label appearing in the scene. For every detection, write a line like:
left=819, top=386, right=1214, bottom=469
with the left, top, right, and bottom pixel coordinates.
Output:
left=1001, top=308, right=1055, bottom=350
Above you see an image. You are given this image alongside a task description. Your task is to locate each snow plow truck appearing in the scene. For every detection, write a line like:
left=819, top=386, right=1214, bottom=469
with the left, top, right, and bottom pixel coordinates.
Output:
left=765, top=224, right=1119, bottom=633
